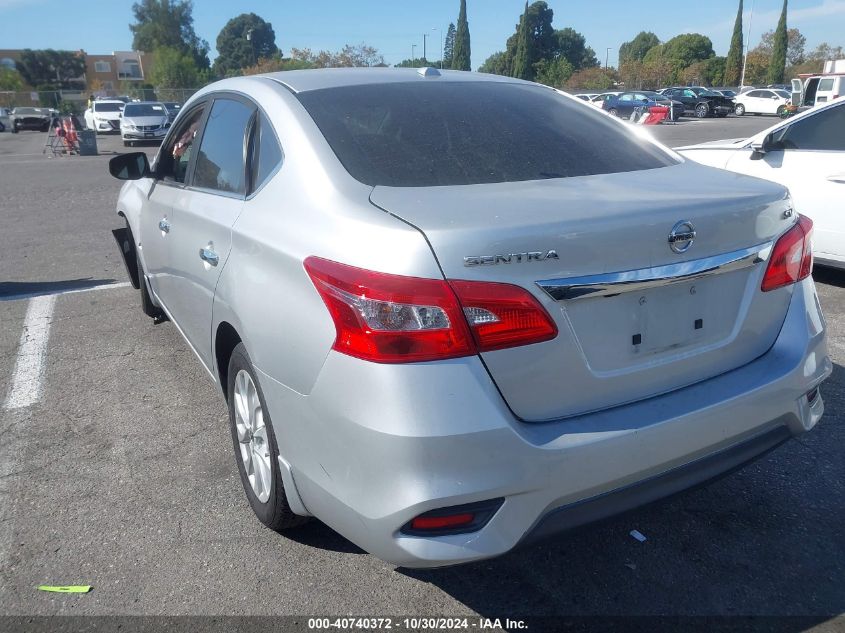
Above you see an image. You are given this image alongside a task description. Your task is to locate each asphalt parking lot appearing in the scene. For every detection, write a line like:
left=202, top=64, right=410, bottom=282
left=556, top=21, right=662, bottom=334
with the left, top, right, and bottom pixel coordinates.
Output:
left=0, top=117, right=843, bottom=628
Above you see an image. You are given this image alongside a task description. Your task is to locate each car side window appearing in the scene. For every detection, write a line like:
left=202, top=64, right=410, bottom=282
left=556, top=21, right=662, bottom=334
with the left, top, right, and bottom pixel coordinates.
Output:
left=157, top=106, right=205, bottom=184
left=192, top=98, right=255, bottom=195
left=620, top=94, right=633, bottom=102
left=747, top=90, right=762, bottom=98
left=248, top=111, right=284, bottom=195
left=819, top=78, right=834, bottom=91
left=774, top=105, right=845, bottom=151
left=684, top=90, right=696, bottom=98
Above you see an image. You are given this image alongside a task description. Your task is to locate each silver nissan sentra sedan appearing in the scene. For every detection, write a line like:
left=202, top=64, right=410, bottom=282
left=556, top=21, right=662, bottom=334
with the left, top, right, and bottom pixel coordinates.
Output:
left=109, top=67, right=831, bottom=568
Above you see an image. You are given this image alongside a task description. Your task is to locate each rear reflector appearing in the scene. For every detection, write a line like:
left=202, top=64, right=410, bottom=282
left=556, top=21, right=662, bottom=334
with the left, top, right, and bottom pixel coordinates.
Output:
left=401, top=498, right=505, bottom=536
left=761, top=215, right=813, bottom=292
left=304, top=257, right=557, bottom=363
left=411, top=513, right=475, bottom=531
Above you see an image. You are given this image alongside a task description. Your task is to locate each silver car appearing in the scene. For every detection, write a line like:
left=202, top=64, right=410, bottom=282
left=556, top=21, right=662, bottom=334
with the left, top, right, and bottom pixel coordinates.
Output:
left=120, top=101, right=171, bottom=147
left=109, top=68, right=831, bottom=568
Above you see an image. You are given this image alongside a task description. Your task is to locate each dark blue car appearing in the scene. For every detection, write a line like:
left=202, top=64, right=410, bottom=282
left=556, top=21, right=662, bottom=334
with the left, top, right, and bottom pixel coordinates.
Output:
left=602, top=91, right=684, bottom=121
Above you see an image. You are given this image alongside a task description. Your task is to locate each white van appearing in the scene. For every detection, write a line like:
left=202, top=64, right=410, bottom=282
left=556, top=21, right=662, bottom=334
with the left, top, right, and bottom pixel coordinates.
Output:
left=793, top=62, right=845, bottom=107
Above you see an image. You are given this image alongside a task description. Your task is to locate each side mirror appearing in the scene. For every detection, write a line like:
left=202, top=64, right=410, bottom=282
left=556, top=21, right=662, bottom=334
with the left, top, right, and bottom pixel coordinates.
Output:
left=109, top=152, right=151, bottom=180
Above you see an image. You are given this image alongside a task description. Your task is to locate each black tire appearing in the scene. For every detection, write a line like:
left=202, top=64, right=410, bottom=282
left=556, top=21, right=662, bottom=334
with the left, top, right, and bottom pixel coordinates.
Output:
left=11, top=124, right=18, bottom=133
left=608, top=108, right=618, bottom=117
left=227, top=343, right=309, bottom=531
left=776, top=105, right=787, bottom=117
left=695, top=103, right=709, bottom=118
left=0, top=122, right=4, bottom=133
left=136, top=248, right=165, bottom=320
left=734, top=103, right=745, bottom=116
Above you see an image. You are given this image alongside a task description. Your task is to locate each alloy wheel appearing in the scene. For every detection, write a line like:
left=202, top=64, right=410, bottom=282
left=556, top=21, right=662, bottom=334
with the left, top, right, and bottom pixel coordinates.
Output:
left=233, top=369, right=272, bottom=503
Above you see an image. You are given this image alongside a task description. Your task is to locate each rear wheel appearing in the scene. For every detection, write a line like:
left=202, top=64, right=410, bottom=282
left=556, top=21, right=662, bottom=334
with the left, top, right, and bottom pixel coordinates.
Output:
left=776, top=105, right=788, bottom=117
left=734, top=103, right=745, bottom=116
left=695, top=103, right=709, bottom=118
left=227, top=343, right=309, bottom=531
left=608, top=108, right=618, bottom=117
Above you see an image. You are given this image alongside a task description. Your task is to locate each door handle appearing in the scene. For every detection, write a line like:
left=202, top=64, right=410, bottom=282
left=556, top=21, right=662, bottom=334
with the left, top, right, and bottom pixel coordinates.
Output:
left=158, top=219, right=170, bottom=233
left=199, top=246, right=219, bottom=266
left=827, top=174, right=845, bottom=184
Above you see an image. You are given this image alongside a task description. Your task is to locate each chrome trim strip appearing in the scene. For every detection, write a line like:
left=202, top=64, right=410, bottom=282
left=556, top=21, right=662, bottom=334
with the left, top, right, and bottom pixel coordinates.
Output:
left=536, top=242, right=773, bottom=302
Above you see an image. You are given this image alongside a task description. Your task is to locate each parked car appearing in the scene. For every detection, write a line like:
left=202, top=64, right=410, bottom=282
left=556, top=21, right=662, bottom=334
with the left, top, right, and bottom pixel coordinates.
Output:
left=662, top=86, right=735, bottom=117
left=573, top=93, right=599, bottom=102
left=0, top=107, right=10, bottom=132
left=677, top=97, right=845, bottom=268
left=733, top=88, right=791, bottom=116
left=162, top=101, right=182, bottom=123
left=716, top=89, right=738, bottom=98
left=602, top=91, right=684, bottom=121
left=120, top=101, right=171, bottom=147
left=85, top=99, right=124, bottom=133
left=108, top=69, right=829, bottom=568
left=9, top=106, right=50, bottom=132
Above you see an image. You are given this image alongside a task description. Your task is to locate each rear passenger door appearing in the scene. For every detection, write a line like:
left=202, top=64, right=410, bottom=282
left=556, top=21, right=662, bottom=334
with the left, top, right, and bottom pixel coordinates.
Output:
left=165, top=94, right=256, bottom=371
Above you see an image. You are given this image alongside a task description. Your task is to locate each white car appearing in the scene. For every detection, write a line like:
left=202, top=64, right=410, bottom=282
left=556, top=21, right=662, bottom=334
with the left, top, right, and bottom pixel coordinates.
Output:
left=120, top=101, right=170, bottom=147
left=677, top=97, right=845, bottom=268
left=574, top=92, right=599, bottom=102
left=733, top=88, right=791, bottom=116
left=84, top=99, right=124, bottom=133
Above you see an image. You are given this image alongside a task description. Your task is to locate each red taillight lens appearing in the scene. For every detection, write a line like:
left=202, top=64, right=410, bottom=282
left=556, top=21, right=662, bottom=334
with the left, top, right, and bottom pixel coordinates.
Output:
left=304, top=256, right=474, bottom=363
left=449, top=279, right=558, bottom=352
left=761, top=215, right=813, bottom=292
left=304, top=257, right=558, bottom=363
left=410, top=513, right=475, bottom=531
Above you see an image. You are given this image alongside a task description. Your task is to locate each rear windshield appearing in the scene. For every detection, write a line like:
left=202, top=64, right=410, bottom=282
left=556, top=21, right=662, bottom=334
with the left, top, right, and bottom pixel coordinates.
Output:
left=94, top=102, right=123, bottom=112
left=297, top=82, right=676, bottom=187
left=14, top=107, right=40, bottom=114
left=124, top=103, right=165, bottom=117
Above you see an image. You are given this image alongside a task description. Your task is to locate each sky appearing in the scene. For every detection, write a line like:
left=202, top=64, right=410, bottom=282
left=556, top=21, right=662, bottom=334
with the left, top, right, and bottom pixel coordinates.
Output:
left=0, top=0, right=843, bottom=69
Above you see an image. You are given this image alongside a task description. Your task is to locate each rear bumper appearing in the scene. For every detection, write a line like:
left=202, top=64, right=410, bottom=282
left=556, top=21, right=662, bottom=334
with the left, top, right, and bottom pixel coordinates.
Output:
left=259, top=277, right=830, bottom=568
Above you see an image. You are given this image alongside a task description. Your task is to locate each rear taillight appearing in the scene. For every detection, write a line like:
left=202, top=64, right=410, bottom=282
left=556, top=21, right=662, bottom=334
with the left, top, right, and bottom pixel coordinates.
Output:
left=761, top=215, right=813, bottom=292
left=304, top=257, right=557, bottom=363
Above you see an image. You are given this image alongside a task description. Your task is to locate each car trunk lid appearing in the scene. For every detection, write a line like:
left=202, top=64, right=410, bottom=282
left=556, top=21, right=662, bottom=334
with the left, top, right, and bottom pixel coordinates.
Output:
left=370, top=162, right=796, bottom=421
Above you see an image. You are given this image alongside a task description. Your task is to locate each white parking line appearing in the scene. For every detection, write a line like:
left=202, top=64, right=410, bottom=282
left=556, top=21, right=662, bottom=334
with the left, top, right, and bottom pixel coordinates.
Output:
left=3, top=295, right=56, bottom=410
left=0, top=280, right=131, bottom=303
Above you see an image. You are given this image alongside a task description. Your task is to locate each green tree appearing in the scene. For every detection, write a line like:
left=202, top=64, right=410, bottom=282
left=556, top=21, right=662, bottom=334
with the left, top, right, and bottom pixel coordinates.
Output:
left=16, top=50, right=86, bottom=89
left=452, top=0, right=471, bottom=71
left=214, top=13, right=278, bottom=77
left=564, top=66, right=615, bottom=91
left=511, top=1, right=532, bottom=80
left=0, top=67, right=24, bottom=91
left=395, top=57, right=442, bottom=68
left=768, top=0, right=788, bottom=84
left=724, top=0, right=743, bottom=86
left=478, top=51, right=508, bottom=74
left=443, top=23, right=456, bottom=67
left=682, top=56, right=726, bottom=86
left=288, top=44, right=384, bottom=68
left=556, top=27, right=598, bottom=69
left=533, top=57, right=573, bottom=87
left=758, top=27, right=805, bottom=66
left=130, top=0, right=210, bottom=69
left=149, top=46, right=200, bottom=89
left=618, top=31, right=660, bottom=65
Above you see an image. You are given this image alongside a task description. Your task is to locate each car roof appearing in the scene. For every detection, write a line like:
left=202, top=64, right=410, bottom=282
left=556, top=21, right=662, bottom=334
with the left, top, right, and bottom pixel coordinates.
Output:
left=218, top=67, right=529, bottom=94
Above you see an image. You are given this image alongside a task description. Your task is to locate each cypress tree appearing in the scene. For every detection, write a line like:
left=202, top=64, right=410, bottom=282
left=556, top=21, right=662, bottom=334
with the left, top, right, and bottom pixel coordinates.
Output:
left=443, top=22, right=456, bottom=68
left=768, top=0, right=788, bottom=84
left=724, top=0, right=744, bottom=86
left=452, top=0, right=471, bottom=71
left=512, top=2, right=532, bottom=80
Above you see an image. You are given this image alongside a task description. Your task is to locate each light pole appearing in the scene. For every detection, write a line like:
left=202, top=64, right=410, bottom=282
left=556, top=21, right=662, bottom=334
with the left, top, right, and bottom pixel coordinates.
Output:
left=605, top=47, right=613, bottom=70
left=739, top=0, right=755, bottom=89
left=246, top=28, right=256, bottom=65
left=422, top=33, right=428, bottom=64
left=433, top=27, right=443, bottom=69
left=411, top=44, right=417, bottom=65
